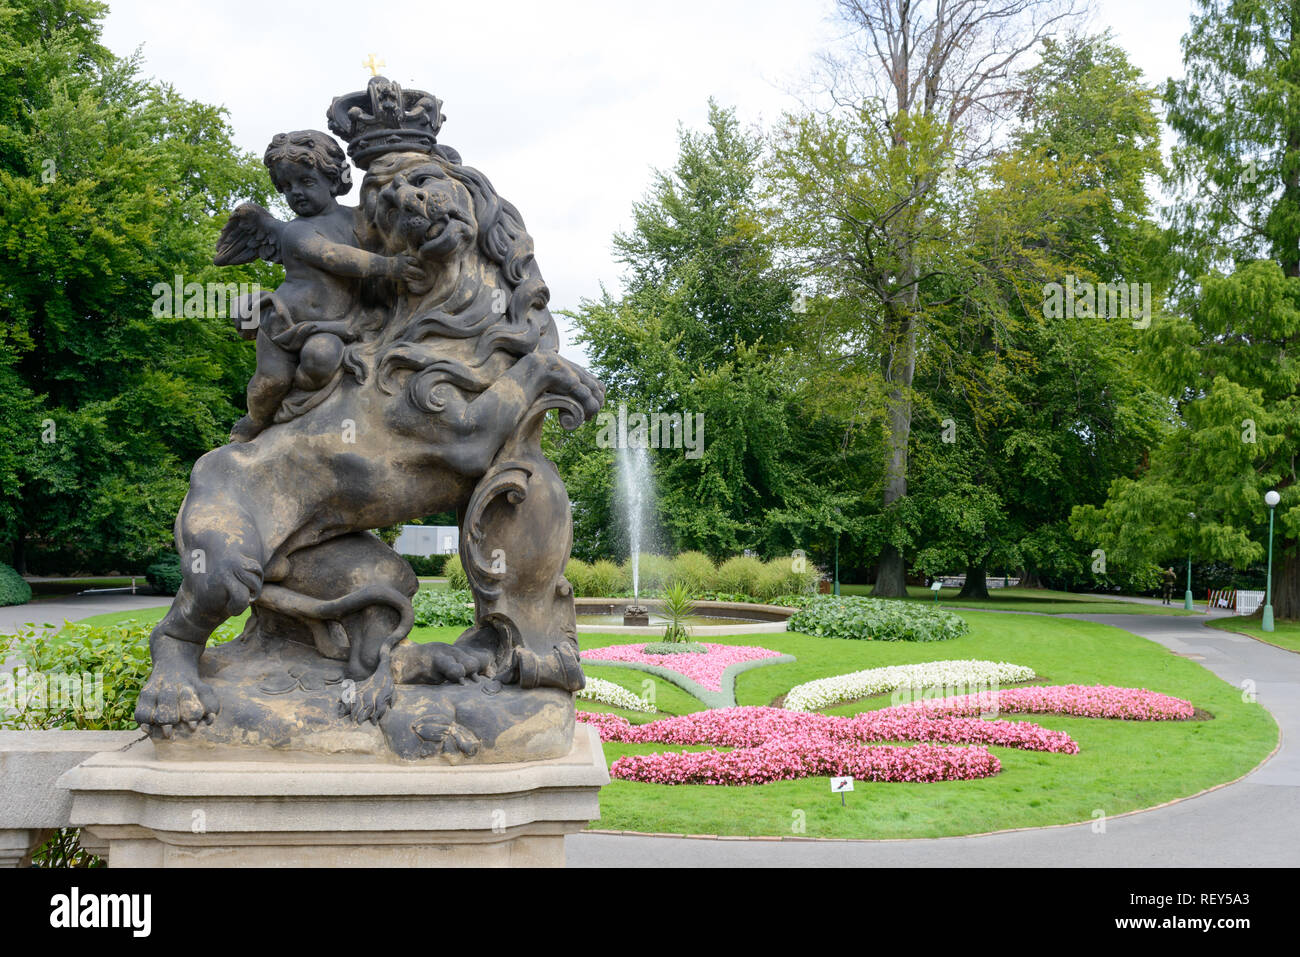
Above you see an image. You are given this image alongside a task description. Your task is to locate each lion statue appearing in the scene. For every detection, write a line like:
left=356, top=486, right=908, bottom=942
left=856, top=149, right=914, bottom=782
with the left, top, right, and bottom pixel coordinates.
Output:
left=134, top=85, right=604, bottom=763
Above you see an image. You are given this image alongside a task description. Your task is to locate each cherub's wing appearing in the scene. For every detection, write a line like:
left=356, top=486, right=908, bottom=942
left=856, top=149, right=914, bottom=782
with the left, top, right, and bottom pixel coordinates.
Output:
left=214, top=202, right=284, bottom=266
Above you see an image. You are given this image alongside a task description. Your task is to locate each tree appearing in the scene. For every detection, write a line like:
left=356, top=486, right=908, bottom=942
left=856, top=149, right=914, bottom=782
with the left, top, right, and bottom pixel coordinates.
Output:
left=557, top=103, right=881, bottom=567
left=771, top=0, right=1084, bottom=596
left=1076, top=1, right=1300, bottom=617
left=909, top=33, right=1169, bottom=598
left=0, top=0, right=277, bottom=572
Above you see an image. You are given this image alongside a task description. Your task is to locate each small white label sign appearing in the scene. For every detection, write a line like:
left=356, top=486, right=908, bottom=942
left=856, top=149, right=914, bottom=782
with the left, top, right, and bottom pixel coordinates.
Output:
left=831, top=776, right=854, bottom=792
left=930, top=581, right=943, bottom=592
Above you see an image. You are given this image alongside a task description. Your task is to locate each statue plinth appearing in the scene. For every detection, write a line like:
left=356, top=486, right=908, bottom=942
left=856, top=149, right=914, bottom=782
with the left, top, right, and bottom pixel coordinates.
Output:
left=58, top=725, right=608, bottom=867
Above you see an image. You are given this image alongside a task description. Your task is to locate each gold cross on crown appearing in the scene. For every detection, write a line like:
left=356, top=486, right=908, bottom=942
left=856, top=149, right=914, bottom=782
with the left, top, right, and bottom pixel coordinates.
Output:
left=362, top=53, right=386, bottom=76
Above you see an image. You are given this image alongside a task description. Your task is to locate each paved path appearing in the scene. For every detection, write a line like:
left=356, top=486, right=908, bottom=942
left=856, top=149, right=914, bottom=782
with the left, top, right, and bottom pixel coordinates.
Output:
left=565, top=612, right=1300, bottom=866
left=0, top=594, right=168, bottom=634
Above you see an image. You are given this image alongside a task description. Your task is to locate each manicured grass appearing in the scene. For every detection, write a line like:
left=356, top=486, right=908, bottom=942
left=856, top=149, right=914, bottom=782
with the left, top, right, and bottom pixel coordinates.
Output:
left=45, top=604, right=1278, bottom=841
left=577, top=612, right=1276, bottom=839
left=1205, top=616, right=1300, bottom=654
left=839, top=584, right=1201, bottom=616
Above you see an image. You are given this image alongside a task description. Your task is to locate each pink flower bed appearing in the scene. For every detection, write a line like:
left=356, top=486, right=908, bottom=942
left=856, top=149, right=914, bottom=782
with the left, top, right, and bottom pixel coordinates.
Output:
left=576, top=684, right=1195, bottom=786
left=579, top=642, right=784, bottom=691
left=889, top=685, right=1195, bottom=721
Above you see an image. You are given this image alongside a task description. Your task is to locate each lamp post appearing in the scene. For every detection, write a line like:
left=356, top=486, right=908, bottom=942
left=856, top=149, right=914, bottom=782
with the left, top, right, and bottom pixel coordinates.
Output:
left=1263, top=490, right=1280, bottom=632
left=832, top=507, right=842, bottom=597
left=1184, top=512, right=1196, bottom=611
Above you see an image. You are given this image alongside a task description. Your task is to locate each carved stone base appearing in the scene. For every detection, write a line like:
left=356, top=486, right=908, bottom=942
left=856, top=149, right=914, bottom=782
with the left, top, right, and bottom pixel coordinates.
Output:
left=161, top=631, right=573, bottom=763
left=58, top=724, right=608, bottom=867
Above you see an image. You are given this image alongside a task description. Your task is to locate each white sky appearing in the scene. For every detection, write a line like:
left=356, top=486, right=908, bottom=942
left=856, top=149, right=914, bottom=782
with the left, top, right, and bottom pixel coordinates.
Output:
left=100, top=0, right=1199, bottom=362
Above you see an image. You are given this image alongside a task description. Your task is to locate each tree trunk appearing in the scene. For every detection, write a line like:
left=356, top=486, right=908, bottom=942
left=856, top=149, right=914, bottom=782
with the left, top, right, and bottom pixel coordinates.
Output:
left=1019, top=567, right=1044, bottom=589
left=1272, top=543, right=1300, bottom=621
left=872, top=298, right=918, bottom=598
left=872, top=544, right=908, bottom=597
left=957, top=562, right=989, bottom=600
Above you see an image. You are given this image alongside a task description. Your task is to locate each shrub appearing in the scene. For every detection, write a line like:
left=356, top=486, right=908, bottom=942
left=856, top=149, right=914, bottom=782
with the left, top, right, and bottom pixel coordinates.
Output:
left=412, top=588, right=475, bottom=628
left=145, top=553, right=183, bottom=595
left=787, top=595, right=969, bottom=642
left=641, top=641, right=708, bottom=654
left=444, top=553, right=469, bottom=590
left=714, top=555, right=765, bottom=596
left=564, top=558, right=596, bottom=597
left=0, top=562, right=31, bottom=606
left=670, top=551, right=716, bottom=592
left=0, top=617, right=235, bottom=867
left=627, top=552, right=673, bottom=591
left=401, top=553, right=450, bottom=577
left=753, top=561, right=789, bottom=602
left=589, top=559, right=628, bottom=597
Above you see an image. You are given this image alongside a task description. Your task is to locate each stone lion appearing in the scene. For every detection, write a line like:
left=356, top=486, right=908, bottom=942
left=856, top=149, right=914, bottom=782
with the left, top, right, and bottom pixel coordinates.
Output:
left=134, top=141, right=603, bottom=762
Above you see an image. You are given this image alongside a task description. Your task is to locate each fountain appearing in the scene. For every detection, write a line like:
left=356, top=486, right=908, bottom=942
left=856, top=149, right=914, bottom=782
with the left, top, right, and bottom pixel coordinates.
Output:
left=617, top=442, right=652, bottom=626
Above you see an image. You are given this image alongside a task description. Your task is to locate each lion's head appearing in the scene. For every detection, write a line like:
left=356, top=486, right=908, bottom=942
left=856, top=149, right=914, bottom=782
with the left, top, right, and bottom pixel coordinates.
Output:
left=349, top=150, right=558, bottom=414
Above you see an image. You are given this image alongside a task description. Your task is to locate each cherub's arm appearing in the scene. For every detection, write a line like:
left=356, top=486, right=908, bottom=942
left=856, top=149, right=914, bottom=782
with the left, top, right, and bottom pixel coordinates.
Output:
left=285, top=227, right=419, bottom=281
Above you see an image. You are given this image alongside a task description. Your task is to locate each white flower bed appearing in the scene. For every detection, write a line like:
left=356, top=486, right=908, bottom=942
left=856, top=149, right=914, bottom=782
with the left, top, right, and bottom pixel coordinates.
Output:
left=783, top=659, right=1037, bottom=712
left=576, top=676, right=658, bottom=713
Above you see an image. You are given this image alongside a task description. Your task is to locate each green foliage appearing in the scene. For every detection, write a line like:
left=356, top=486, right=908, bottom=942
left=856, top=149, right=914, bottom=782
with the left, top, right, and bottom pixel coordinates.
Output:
left=0, top=0, right=280, bottom=573
left=144, top=552, right=182, bottom=595
left=444, top=554, right=468, bottom=591
left=401, top=553, right=449, bottom=577
left=714, top=555, right=765, bottom=596
left=590, top=559, right=629, bottom=597
left=787, top=596, right=969, bottom=642
left=0, top=561, right=31, bottom=605
left=564, top=558, right=596, bottom=597
left=1081, top=5, right=1300, bottom=615
left=0, top=618, right=238, bottom=732
left=627, top=552, right=672, bottom=591
left=669, top=551, right=716, bottom=592
left=641, top=641, right=708, bottom=654
left=411, top=588, right=474, bottom=628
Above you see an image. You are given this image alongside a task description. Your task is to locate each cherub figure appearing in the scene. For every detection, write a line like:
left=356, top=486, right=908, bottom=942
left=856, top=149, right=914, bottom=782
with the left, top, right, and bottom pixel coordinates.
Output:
left=215, top=129, right=426, bottom=441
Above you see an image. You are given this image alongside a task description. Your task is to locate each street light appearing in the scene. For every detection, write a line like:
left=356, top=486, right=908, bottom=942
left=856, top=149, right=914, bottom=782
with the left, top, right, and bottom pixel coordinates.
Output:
left=1263, top=490, right=1280, bottom=632
left=1185, top=512, right=1196, bottom=611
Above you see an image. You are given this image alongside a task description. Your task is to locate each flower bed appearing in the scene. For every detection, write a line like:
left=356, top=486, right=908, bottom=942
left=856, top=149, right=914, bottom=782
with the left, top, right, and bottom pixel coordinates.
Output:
left=893, top=684, right=1195, bottom=721
left=783, top=659, right=1036, bottom=712
left=787, top=596, right=969, bottom=642
left=578, top=684, right=1195, bottom=786
left=580, top=642, right=786, bottom=693
left=576, top=676, right=658, bottom=713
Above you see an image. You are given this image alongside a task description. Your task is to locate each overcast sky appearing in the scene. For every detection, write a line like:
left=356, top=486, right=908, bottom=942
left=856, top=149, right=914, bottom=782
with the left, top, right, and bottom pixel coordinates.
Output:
left=100, top=0, right=1198, bottom=361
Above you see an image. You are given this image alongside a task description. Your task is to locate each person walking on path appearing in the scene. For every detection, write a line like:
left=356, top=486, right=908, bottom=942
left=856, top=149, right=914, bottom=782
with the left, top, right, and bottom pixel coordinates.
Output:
left=1161, top=566, right=1177, bottom=605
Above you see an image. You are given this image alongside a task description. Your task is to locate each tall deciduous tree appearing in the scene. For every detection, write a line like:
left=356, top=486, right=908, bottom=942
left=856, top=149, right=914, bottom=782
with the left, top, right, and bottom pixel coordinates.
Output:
left=1075, top=0, right=1300, bottom=617
left=556, top=102, right=881, bottom=564
left=0, top=0, right=276, bottom=572
left=772, top=0, right=1083, bottom=596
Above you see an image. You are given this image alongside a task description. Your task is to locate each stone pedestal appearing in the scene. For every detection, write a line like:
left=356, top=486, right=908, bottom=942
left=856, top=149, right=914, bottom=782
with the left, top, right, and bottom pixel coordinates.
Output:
left=57, top=724, right=608, bottom=867
left=0, top=730, right=144, bottom=866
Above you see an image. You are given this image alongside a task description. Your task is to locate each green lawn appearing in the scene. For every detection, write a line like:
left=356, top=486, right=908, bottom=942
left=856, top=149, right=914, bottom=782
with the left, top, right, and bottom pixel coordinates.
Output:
left=576, top=611, right=1276, bottom=839
left=1205, top=616, right=1300, bottom=654
left=49, top=603, right=1278, bottom=841
left=839, top=584, right=1201, bottom=616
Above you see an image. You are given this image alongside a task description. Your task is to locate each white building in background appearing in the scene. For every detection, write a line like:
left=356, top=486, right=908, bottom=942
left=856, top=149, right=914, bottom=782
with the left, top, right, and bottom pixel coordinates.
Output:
left=392, top=525, right=459, bottom=557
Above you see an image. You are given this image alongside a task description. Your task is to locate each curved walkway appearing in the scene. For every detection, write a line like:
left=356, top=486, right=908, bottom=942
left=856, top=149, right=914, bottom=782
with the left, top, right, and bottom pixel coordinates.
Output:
left=566, top=611, right=1300, bottom=867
